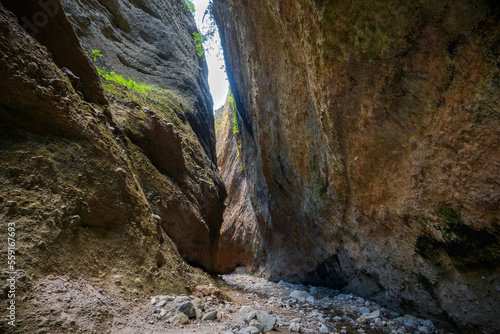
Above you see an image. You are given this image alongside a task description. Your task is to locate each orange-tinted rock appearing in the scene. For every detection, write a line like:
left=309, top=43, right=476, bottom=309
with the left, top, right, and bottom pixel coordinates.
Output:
left=214, top=102, right=264, bottom=273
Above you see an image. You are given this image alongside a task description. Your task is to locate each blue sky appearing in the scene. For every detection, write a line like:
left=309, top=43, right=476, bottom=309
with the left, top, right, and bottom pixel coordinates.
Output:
left=192, top=0, right=228, bottom=110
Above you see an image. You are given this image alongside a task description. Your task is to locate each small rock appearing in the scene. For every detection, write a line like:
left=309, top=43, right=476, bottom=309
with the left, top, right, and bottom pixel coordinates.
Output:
left=202, top=311, right=217, bottom=321
left=174, top=296, right=191, bottom=304
left=306, top=296, right=315, bottom=303
left=291, top=318, right=302, bottom=323
left=159, top=295, right=174, bottom=302
left=249, top=319, right=264, bottom=332
left=156, top=300, right=167, bottom=308
left=239, top=306, right=255, bottom=315
left=421, top=320, right=434, bottom=328
left=195, top=308, right=202, bottom=319
left=177, top=301, right=196, bottom=318
left=319, top=324, right=329, bottom=333
left=403, top=314, right=419, bottom=325
left=239, top=327, right=260, bottom=334
left=309, top=286, right=318, bottom=295
left=50, top=79, right=66, bottom=90
left=289, top=290, right=311, bottom=302
left=358, top=310, right=380, bottom=321
left=115, top=168, right=126, bottom=177
left=290, top=321, right=301, bottom=332
left=160, top=309, right=167, bottom=318
left=244, top=311, right=257, bottom=323
left=27, top=62, right=38, bottom=74
left=418, top=326, right=431, bottom=333
left=255, top=310, right=276, bottom=331
left=192, top=298, right=204, bottom=309
left=359, top=307, right=370, bottom=314
left=169, top=313, right=189, bottom=325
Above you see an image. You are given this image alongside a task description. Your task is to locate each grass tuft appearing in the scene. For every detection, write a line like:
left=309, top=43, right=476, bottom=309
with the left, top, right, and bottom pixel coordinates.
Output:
left=96, top=67, right=164, bottom=95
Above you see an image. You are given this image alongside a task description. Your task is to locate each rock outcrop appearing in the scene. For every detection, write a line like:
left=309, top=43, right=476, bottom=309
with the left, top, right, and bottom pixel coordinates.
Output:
left=61, top=0, right=217, bottom=162
left=214, top=0, right=500, bottom=332
left=2, top=0, right=107, bottom=104
left=0, top=0, right=223, bottom=311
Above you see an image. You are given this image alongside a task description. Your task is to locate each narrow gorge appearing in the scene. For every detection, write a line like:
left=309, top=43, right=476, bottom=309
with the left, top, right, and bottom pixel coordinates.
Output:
left=0, top=1, right=498, bottom=334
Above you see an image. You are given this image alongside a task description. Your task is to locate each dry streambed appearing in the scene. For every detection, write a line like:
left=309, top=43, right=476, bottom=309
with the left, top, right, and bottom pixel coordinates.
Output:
left=7, top=270, right=450, bottom=334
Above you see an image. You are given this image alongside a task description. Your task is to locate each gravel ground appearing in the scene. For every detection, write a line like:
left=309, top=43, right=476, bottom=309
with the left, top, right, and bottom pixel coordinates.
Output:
left=3, top=269, right=451, bottom=334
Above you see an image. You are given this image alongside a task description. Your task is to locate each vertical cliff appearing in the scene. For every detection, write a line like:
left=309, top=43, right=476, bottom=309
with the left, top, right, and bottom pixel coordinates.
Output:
left=0, top=0, right=224, bottom=319
left=214, top=0, right=500, bottom=332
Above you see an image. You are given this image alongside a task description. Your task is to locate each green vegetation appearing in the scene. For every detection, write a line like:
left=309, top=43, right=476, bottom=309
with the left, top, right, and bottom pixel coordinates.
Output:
left=88, top=49, right=103, bottom=61
left=228, top=90, right=239, bottom=134
left=231, top=112, right=239, bottom=134
left=96, top=67, right=163, bottom=95
left=193, top=32, right=205, bottom=57
left=438, top=204, right=462, bottom=230
left=95, top=66, right=192, bottom=137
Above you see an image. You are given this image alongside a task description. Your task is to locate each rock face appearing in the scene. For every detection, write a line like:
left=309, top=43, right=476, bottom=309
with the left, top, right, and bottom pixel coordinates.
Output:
left=214, top=0, right=500, bottom=332
left=0, top=0, right=223, bottom=303
left=61, top=0, right=217, bottom=162
left=2, top=0, right=106, bottom=104
left=214, top=102, right=264, bottom=273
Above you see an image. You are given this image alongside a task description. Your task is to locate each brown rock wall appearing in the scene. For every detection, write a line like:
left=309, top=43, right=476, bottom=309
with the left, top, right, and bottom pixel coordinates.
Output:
left=214, top=0, right=500, bottom=332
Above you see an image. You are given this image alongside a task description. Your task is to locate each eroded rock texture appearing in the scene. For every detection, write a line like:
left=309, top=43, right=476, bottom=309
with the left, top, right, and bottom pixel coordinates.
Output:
left=0, top=0, right=223, bottom=305
left=214, top=102, right=263, bottom=273
left=214, top=0, right=500, bottom=332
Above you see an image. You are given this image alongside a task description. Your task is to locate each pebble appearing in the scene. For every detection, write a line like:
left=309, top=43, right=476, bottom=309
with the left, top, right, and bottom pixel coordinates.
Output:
left=202, top=311, right=217, bottom=321
left=240, top=306, right=255, bottom=315
left=289, top=290, right=312, bottom=302
left=169, top=313, right=189, bottom=325
left=290, top=321, right=301, bottom=332
left=359, top=307, right=370, bottom=314
left=319, top=324, right=329, bottom=333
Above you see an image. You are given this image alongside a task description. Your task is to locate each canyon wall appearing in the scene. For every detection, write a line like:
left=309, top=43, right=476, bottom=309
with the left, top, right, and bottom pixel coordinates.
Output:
left=61, top=0, right=217, bottom=162
left=0, top=0, right=224, bottom=307
left=214, top=101, right=264, bottom=273
left=214, top=0, right=500, bottom=332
